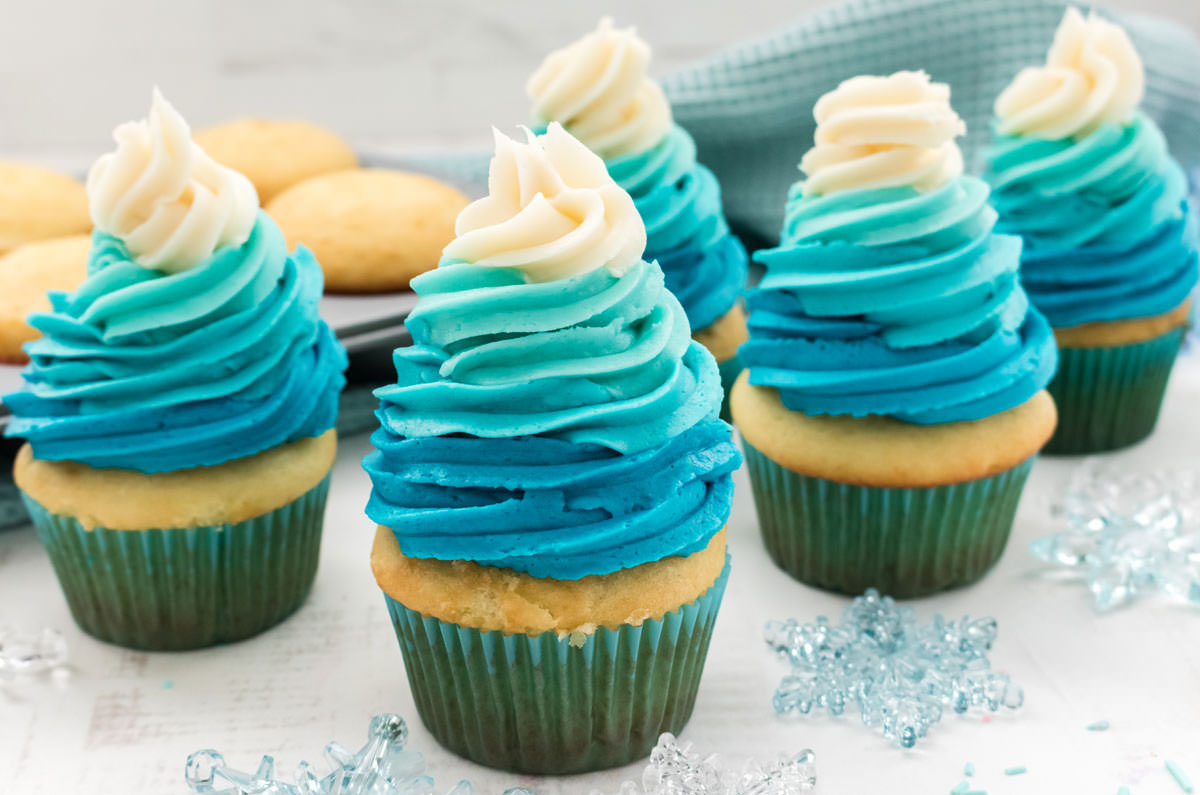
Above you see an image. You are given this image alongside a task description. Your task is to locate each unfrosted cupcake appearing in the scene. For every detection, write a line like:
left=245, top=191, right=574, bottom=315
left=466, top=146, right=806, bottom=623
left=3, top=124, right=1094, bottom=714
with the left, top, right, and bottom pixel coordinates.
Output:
left=365, top=123, right=739, bottom=773
left=984, top=8, right=1198, bottom=454
left=733, top=72, right=1058, bottom=598
left=4, top=91, right=347, bottom=650
left=528, top=19, right=749, bottom=408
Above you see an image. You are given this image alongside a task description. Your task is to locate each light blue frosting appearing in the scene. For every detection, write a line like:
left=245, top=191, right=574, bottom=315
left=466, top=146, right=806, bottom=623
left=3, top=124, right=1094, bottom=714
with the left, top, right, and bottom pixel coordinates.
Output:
left=364, top=257, right=740, bottom=580
left=741, top=176, right=1057, bottom=423
left=985, top=113, right=1199, bottom=327
left=4, top=212, right=347, bottom=472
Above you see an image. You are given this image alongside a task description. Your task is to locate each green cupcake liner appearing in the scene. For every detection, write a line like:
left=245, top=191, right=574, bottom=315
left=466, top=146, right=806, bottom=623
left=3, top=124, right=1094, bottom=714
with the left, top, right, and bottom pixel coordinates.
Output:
left=22, top=473, right=331, bottom=651
left=382, top=557, right=731, bottom=775
left=1045, top=328, right=1185, bottom=455
left=717, top=354, right=743, bottom=423
left=742, top=441, right=1034, bottom=598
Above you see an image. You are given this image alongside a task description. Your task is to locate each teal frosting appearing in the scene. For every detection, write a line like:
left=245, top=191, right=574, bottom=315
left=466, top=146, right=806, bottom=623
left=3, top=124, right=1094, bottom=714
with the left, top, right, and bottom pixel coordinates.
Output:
left=4, top=212, right=347, bottom=472
left=606, top=124, right=748, bottom=336
left=741, top=176, right=1057, bottom=423
left=985, top=113, right=1199, bottom=327
left=364, top=257, right=740, bottom=580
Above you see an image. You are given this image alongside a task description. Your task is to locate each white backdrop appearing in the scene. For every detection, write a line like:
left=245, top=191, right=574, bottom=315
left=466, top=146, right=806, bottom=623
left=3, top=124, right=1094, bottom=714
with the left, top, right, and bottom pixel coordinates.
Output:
left=4, top=0, right=1200, bottom=166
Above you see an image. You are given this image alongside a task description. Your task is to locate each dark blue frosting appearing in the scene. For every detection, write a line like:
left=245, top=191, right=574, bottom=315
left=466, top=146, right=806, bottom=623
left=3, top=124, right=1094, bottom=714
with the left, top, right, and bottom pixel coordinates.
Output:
left=5, top=212, right=347, bottom=472
left=985, top=113, right=1199, bottom=327
left=740, top=177, right=1057, bottom=424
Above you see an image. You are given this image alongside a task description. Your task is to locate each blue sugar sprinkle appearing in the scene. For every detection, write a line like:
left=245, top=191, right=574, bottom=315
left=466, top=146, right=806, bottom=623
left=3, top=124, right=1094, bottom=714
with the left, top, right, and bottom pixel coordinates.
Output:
left=1087, top=719, right=1111, bottom=731
left=1005, top=766, right=1028, bottom=776
left=964, top=762, right=975, bottom=777
left=951, top=781, right=970, bottom=793
left=1167, top=760, right=1194, bottom=793
left=163, top=680, right=174, bottom=690
left=1118, top=787, right=1131, bottom=795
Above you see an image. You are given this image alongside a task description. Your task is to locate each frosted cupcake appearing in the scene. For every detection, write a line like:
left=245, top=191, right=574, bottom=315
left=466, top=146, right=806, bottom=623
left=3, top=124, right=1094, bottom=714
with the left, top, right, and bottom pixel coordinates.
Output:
left=984, top=8, right=1198, bottom=454
left=365, top=123, right=739, bottom=773
left=733, top=72, right=1058, bottom=598
left=4, top=91, right=347, bottom=650
left=528, top=19, right=749, bottom=409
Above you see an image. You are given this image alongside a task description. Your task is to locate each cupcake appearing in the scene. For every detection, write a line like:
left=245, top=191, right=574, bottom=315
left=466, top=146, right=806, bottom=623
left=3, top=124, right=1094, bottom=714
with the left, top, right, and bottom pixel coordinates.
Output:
left=365, top=123, right=740, bottom=773
left=528, top=19, right=749, bottom=409
left=984, top=8, right=1198, bottom=454
left=3, top=90, right=348, bottom=650
left=732, top=71, right=1058, bottom=598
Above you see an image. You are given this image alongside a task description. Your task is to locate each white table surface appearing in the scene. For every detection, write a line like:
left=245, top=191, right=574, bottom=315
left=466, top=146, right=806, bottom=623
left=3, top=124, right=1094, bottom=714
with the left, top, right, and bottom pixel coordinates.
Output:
left=3, top=364, right=1200, bottom=795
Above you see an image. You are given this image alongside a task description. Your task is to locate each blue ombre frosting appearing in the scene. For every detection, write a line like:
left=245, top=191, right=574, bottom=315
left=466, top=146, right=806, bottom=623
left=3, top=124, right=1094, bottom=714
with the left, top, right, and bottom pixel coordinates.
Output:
left=364, top=257, right=740, bottom=580
left=985, top=113, right=1198, bottom=328
left=607, top=125, right=747, bottom=335
left=4, top=211, right=347, bottom=472
left=741, top=176, right=1058, bottom=424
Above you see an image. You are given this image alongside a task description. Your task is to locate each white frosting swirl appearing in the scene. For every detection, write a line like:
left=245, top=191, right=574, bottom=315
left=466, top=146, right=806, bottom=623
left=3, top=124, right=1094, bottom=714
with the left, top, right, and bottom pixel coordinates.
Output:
left=995, top=7, right=1144, bottom=140
left=527, top=17, right=672, bottom=159
left=87, top=89, right=259, bottom=273
left=443, top=123, right=645, bottom=282
left=800, top=71, right=966, bottom=197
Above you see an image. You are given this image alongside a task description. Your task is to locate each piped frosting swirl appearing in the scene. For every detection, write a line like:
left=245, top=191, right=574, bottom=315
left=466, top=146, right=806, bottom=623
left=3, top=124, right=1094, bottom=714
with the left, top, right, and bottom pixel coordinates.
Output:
left=528, top=17, right=671, bottom=160
left=364, top=124, right=738, bottom=579
left=995, top=7, right=1144, bottom=140
left=87, top=89, right=259, bottom=273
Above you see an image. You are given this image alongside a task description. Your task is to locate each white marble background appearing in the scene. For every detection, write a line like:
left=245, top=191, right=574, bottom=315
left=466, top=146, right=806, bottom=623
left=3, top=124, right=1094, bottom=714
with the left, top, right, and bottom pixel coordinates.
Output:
left=5, top=0, right=1200, bottom=168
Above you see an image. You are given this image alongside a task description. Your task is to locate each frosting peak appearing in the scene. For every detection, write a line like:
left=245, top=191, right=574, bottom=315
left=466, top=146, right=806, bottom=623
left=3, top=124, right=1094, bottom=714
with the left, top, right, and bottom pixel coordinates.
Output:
left=443, top=123, right=645, bottom=282
left=995, top=7, right=1144, bottom=140
left=801, top=71, right=966, bottom=197
left=527, top=17, right=672, bottom=159
left=87, top=89, right=259, bottom=273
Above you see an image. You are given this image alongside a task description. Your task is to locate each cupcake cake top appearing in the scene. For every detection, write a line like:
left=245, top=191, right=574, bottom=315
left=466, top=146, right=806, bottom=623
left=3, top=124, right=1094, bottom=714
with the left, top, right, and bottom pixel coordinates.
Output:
left=527, top=19, right=748, bottom=336
left=984, top=9, right=1197, bottom=328
left=995, top=7, right=1143, bottom=140
left=801, top=71, right=965, bottom=196
left=4, top=90, right=346, bottom=472
left=740, top=71, right=1056, bottom=424
left=527, top=18, right=671, bottom=160
left=88, top=89, right=259, bottom=272
left=364, top=124, right=739, bottom=579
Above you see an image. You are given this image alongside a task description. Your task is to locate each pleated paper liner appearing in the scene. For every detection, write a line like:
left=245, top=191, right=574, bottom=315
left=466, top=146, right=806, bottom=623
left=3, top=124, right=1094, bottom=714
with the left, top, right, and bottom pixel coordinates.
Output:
left=742, top=441, right=1034, bottom=598
left=383, top=557, right=731, bottom=775
left=22, top=473, right=331, bottom=651
left=1045, top=327, right=1185, bottom=455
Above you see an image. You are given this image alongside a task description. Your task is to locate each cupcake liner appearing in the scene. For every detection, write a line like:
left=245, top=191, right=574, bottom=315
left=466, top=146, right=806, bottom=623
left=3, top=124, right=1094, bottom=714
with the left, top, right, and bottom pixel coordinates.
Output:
left=742, top=441, right=1034, bottom=598
left=22, top=473, right=331, bottom=651
left=382, top=557, right=731, bottom=775
left=717, top=354, right=743, bottom=422
left=1046, top=328, right=1185, bottom=455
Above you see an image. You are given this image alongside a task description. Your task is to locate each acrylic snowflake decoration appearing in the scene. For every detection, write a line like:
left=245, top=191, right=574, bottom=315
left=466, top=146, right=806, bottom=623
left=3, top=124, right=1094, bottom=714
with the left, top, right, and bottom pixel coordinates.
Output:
left=0, top=626, right=67, bottom=680
left=589, top=733, right=816, bottom=795
left=766, top=590, right=1022, bottom=748
left=1032, top=459, right=1200, bottom=611
left=185, top=714, right=471, bottom=795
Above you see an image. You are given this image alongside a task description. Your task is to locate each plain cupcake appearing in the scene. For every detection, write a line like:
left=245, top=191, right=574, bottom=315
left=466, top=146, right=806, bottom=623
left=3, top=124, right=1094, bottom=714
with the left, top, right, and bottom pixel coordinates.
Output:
left=4, top=90, right=347, bottom=650
left=733, top=71, right=1058, bottom=598
left=528, top=18, right=749, bottom=407
left=984, top=7, right=1198, bottom=454
left=0, top=162, right=91, bottom=256
left=0, top=235, right=90, bottom=364
left=365, top=123, right=740, bottom=774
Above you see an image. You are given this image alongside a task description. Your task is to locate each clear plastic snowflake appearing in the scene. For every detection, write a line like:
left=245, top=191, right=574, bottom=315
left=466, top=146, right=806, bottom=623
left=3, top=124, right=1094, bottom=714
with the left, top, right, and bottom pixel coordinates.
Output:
left=1033, top=459, right=1200, bottom=610
left=185, top=714, right=471, bottom=795
left=590, top=733, right=816, bottom=795
left=0, top=626, right=67, bottom=681
left=766, top=590, right=1022, bottom=748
